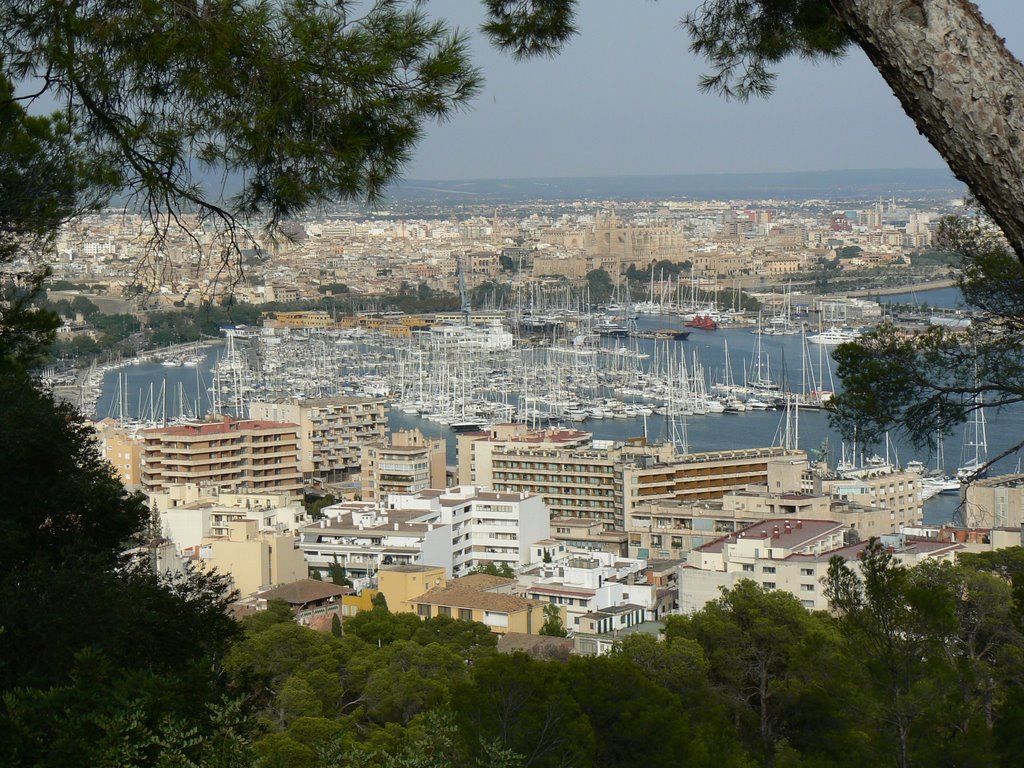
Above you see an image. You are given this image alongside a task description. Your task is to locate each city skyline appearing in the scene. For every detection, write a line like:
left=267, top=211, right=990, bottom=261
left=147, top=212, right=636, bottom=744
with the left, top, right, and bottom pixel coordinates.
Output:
left=406, top=0, right=1024, bottom=181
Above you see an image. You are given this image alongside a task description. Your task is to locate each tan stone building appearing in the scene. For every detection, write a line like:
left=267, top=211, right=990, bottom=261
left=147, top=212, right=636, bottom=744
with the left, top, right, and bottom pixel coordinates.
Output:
left=963, top=474, right=1024, bottom=528
left=141, top=417, right=303, bottom=499
left=585, top=211, right=689, bottom=274
left=263, top=309, right=334, bottom=329
left=817, top=470, right=923, bottom=530
left=249, top=395, right=388, bottom=482
left=457, top=424, right=591, bottom=487
left=190, top=518, right=307, bottom=597
left=378, top=564, right=447, bottom=613
left=408, top=584, right=548, bottom=635
left=93, top=418, right=144, bottom=489
left=361, top=428, right=447, bottom=501
left=378, top=566, right=551, bottom=635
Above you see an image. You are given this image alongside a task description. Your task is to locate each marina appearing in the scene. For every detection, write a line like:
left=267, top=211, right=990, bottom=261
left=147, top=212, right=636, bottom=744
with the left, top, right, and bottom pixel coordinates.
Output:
left=85, top=301, right=1024, bottom=527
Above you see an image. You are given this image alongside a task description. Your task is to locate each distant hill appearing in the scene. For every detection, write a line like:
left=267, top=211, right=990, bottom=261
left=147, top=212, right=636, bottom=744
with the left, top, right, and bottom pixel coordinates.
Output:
left=385, top=168, right=964, bottom=204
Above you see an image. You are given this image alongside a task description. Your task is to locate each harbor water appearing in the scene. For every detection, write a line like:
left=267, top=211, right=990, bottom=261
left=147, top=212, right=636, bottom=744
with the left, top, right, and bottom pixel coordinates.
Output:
left=94, top=298, right=1023, bottom=527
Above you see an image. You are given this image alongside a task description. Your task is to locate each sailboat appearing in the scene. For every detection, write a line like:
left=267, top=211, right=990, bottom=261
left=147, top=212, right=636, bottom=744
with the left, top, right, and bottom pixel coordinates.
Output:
left=955, top=393, right=988, bottom=483
left=919, top=430, right=961, bottom=497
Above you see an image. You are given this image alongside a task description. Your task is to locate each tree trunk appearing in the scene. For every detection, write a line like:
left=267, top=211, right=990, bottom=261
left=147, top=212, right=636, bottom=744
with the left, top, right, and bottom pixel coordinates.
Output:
left=827, top=0, right=1024, bottom=261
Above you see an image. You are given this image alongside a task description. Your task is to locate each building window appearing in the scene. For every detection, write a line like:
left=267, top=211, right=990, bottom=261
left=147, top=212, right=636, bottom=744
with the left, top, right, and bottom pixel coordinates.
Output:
left=417, top=604, right=432, bottom=619
left=801, top=584, right=815, bottom=592
left=800, top=568, right=814, bottom=577
left=762, top=566, right=776, bottom=574
left=742, top=564, right=755, bottom=573
left=763, top=582, right=776, bottom=589
left=459, top=608, right=473, bottom=622
left=438, top=606, right=452, bottom=617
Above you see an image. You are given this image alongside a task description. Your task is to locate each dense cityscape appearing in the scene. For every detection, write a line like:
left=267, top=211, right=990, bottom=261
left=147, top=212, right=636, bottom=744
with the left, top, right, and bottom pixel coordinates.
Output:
left=5, top=0, right=1024, bottom=765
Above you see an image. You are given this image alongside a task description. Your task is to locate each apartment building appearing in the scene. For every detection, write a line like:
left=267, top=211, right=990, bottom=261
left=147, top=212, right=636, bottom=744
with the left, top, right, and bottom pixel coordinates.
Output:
left=627, top=486, right=908, bottom=561
left=249, top=395, right=388, bottom=482
left=361, top=428, right=446, bottom=501
left=475, top=431, right=805, bottom=527
left=187, top=518, right=308, bottom=597
left=93, top=418, right=143, bottom=489
left=817, top=469, right=923, bottom=529
left=390, top=486, right=551, bottom=578
left=297, top=502, right=432, bottom=582
left=549, top=516, right=629, bottom=556
left=680, top=518, right=848, bottom=612
left=457, top=424, right=592, bottom=486
left=679, top=520, right=961, bottom=613
left=141, top=417, right=303, bottom=498
left=408, top=583, right=548, bottom=635
left=963, top=474, right=1024, bottom=528
left=377, top=564, right=448, bottom=613
left=149, top=486, right=307, bottom=551
left=621, top=447, right=807, bottom=510
left=520, top=551, right=669, bottom=630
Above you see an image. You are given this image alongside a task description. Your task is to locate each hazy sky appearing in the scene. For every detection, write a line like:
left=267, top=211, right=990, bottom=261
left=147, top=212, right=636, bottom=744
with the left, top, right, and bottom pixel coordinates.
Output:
left=405, top=1, right=1024, bottom=181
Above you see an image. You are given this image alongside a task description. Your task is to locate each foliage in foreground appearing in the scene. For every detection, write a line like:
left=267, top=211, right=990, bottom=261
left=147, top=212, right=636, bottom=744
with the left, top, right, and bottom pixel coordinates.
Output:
left=828, top=216, right=1024, bottom=469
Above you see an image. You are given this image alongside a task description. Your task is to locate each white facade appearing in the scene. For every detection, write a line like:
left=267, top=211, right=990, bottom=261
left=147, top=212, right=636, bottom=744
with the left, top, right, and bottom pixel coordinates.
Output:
left=678, top=520, right=962, bottom=614
left=423, top=321, right=514, bottom=351
left=391, top=486, right=550, bottom=578
left=297, top=502, right=431, bottom=586
left=152, top=486, right=307, bottom=551
left=297, top=487, right=551, bottom=583
left=520, top=550, right=658, bottom=629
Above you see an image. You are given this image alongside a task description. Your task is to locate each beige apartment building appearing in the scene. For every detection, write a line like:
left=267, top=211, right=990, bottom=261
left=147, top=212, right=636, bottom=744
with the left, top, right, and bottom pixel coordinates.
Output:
left=249, top=395, right=388, bottom=482
left=361, top=428, right=446, bottom=501
left=621, top=447, right=807, bottom=510
left=457, top=424, right=592, bottom=486
left=93, top=418, right=144, bottom=489
left=963, top=474, right=1024, bottom=528
left=377, top=566, right=552, bottom=635
left=408, top=584, right=548, bottom=635
left=377, top=564, right=447, bottom=613
left=627, top=487, right=911, bottom=561
left=141, top=417, right=303, bottom=499
left=679, top=521, right=961, bottom=614
left=467, top=428, right=805, bottom=529
left=189, top=518, right=307, bottom=597
left=816, top=470, right=923, bottom=530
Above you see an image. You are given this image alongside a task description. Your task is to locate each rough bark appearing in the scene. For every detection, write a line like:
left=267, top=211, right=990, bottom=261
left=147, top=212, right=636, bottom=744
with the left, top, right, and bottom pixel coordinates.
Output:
left=827, top=0, right=1024, bottom=261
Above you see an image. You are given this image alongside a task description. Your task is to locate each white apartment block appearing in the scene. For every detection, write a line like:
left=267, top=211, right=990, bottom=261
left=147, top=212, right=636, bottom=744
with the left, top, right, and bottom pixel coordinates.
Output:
left=679, top=519, right=961, bottom=614
left=298, top=502, right=432, bottom=584
left=390, top=486, right=551, bottom=578
left=297, top=486, right=550, bottom=583
left=520, top=550, right=671, bottom=630
left=148, top=485, right=308, bottom=552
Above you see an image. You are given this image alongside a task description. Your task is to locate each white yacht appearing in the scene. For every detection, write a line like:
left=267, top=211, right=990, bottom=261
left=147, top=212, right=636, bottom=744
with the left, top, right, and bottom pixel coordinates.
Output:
left=807, top=327, right=862, bottom=345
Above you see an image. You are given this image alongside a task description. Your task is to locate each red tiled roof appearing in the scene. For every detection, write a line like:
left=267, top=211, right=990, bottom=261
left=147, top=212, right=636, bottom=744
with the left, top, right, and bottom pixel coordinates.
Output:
left=144, top=418, right=298, bottom=436
left=412, top=586, right=541, bottom=613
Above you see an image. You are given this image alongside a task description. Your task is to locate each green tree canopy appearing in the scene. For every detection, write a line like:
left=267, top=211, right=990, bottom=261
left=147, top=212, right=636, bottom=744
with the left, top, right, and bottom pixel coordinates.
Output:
left=828, top=215, right=1024, bottom=469
left=1, top=0, right=482, bottom=251
left=585, top=268, right=614, bottom=305
left=538, top=603, right=568, bottom=637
